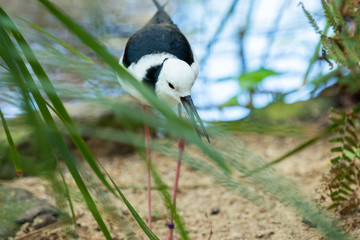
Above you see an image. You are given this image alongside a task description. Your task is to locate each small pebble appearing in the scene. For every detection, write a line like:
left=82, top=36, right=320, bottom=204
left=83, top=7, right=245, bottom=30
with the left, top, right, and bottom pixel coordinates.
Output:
left=255, top=231, right=274, bottom=239
left=210, top=207, right=220, bottom=215
left=40, top=194, right=48, bottom=200
left=255, top=233, right=264, bottom=239
left=33, top=213, right=57, bottom=229
left=122, top=210, right=130, bottom=216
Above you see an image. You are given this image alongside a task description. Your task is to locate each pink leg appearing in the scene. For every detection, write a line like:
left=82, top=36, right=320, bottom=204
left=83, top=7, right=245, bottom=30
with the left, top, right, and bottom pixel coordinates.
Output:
left=166, top=137, right=185, bottom=240
left=142, top=104, right=152, bottom=230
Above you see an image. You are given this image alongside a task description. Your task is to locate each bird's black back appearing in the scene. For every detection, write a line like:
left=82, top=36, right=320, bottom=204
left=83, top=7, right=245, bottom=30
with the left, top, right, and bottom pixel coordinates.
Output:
left=122, top=1, right=195, bottom=68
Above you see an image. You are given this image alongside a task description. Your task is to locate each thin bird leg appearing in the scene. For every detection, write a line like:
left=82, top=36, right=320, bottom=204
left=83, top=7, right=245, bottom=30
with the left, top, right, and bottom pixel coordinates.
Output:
left=166, top=104, right=185, bottom=240
left=142, top=103, right=152, bottom=230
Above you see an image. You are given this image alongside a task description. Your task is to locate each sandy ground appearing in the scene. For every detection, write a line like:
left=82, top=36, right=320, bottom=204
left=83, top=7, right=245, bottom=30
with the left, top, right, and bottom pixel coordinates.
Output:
left=2, top=131, right=359, bottom=240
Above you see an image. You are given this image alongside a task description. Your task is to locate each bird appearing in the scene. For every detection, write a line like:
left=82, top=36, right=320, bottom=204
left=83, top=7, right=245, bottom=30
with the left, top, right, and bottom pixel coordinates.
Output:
left=118, top=0, right=209, bottom=239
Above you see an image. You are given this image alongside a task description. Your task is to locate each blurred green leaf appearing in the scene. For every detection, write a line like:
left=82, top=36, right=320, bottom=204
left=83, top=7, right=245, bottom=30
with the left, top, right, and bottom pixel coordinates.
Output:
left=310, top=68, right=340, bottom=88
left=0, top=108, right=22, bottom=177
left=219, top=96, right=239, bottom=109
left=238, top=67, right=280, bottom=90
left=11, top=11, right=93, bottom=63
left=338, top=74, right=360, bottom=94
left=249, top=98, right=331, bottom=122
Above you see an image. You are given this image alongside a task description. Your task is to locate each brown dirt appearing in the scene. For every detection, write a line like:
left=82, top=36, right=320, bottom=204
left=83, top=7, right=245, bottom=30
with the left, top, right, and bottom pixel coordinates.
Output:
left=2, top=132, right=360, bottom=240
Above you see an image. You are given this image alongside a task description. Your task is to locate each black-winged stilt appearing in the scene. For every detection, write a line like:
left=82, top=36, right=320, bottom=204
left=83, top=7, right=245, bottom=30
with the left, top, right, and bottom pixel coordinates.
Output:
left=119, top=0, right=209, bottom=238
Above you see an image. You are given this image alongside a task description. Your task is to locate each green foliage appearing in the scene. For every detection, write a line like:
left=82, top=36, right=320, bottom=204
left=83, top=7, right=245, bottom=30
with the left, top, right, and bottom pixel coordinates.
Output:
left=243, top=124, right=335, bottom=178
left=327, top=109, right=360, bottom=214
left=0, top=7, right=114, bottom=239
left=249, top=98, right=331, bottom=122
left=321, top=0, right=338, bottom=32
left=219, top=96, right=238, bottom=108
left=301, top=0, right=360, bottom=216
left=97, top=155, right=160, bottom=240
left=299, top=2, right=322, bottom=34
left=0, top=1, right=357, bottom=239
left=301, top=1, right=360, bottom=91
left=219, top=67, right=280, bottom=108
left=238, top=68, right=279, bottom=90
left=0, top=109, right=22, bottom=177
left=157, top=133, right=348, bottom=239
left=11, top=11, right=93, bottom=63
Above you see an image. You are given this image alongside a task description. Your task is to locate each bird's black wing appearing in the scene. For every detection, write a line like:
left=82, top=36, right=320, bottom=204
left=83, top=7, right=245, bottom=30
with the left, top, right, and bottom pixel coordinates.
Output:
left=122, top=24, right=194, bottom=68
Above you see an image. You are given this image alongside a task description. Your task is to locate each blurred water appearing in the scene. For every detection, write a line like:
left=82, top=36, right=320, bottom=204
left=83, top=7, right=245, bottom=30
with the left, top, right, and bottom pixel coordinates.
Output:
left=0, top=0, right=326, bottom=120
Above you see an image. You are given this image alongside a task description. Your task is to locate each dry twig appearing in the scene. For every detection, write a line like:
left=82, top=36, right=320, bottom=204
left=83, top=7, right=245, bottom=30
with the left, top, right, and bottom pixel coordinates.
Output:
left=205, top=213, right=213, bottom=240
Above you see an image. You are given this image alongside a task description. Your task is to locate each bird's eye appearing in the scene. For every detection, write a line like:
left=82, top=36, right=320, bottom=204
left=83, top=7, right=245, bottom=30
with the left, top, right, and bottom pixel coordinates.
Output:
left=168, top=82, right=175, bottom=89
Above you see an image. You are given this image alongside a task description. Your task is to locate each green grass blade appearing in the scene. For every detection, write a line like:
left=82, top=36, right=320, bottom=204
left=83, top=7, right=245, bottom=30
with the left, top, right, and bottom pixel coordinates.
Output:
left=242, top=124, right=335, bottom=178
left=49, top=136, right=113, bottom=240
left=208, top=134, right=348, bottom=240
left=10, top=11, right=93, bottom=63
left=96, top=156, right=160, bottom=240
left=47, top=99, right=159, bottom=238
left=0, top=108, right=22, bottom=177
left=0, top=6, right=117, bottom=197
left=57, top=161, right=77, bottom=225
left=0, top=10, right=113, bottom=239
left=303, top=23, right=330, bottom=85
left=149, top=160, right=190, bottom=240
left=0, top=13, right=55, bottom=173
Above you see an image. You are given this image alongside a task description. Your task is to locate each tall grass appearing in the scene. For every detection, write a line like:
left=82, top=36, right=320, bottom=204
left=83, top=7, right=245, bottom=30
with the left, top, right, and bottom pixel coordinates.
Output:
left=0, top=1, right=352, bottom=239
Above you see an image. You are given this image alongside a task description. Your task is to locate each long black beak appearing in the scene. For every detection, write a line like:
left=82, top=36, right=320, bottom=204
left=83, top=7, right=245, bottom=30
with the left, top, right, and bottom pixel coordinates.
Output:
left=180, top=95, right=210, bottom=143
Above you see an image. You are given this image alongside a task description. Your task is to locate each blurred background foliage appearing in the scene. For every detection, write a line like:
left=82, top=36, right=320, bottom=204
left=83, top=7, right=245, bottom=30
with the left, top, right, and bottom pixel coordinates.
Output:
left=1, top=0, right=360, bottom=239
left=0, top=0, right=351, bottom=121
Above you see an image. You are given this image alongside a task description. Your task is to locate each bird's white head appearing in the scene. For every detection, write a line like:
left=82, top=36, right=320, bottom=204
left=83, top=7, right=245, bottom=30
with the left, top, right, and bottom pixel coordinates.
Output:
left=154, top=58, right=210, bottom=142
left=155, top=58, right=195, bottom=107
